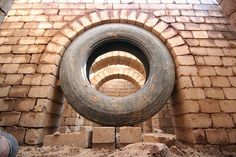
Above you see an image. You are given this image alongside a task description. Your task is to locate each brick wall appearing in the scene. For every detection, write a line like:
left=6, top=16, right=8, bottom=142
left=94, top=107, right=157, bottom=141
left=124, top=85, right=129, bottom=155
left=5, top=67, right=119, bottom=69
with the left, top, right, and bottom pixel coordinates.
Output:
left=217, top=0, right=236, bottom=31
left=0, top=0, right=236, bottom=147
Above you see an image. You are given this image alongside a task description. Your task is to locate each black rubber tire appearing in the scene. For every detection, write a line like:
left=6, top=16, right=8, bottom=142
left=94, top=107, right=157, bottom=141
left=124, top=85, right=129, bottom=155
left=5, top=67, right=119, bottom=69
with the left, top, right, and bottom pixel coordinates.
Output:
left=60, top=24, right=175, bottom=126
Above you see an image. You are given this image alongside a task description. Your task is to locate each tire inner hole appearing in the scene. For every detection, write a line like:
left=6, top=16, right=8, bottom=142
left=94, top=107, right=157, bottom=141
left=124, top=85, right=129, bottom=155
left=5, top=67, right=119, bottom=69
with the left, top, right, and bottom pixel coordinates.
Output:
left=87, top=40, right=149, bottom=97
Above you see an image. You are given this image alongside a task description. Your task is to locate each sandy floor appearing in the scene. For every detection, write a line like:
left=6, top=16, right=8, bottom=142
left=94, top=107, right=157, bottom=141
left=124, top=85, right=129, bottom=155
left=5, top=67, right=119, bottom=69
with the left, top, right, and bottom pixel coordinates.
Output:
left=16, top=141, right=233, bottom=157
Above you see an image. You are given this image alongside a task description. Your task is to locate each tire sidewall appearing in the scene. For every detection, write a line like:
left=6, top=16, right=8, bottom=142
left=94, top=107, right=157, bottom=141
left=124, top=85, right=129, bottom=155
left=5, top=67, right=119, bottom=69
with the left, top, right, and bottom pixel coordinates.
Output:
left=60, top=24, right=175, bottom=126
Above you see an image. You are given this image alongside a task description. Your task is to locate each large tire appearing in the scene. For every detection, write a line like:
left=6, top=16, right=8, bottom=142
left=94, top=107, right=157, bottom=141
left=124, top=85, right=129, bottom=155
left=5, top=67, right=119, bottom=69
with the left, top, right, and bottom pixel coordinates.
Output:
left=60, top=24, right=175, bottom=126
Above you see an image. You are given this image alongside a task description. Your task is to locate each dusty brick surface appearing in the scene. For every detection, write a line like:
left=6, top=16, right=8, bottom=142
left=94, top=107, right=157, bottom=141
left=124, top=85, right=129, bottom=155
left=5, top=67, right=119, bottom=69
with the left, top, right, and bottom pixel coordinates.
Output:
left=43, top=132, right=91, bottom=148
left=119, top=127, right=142, bottom=144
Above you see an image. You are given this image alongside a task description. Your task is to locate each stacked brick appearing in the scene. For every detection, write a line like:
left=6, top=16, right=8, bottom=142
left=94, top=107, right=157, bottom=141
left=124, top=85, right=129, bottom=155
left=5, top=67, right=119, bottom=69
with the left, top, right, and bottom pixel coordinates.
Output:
left=0, top=0, right=235, bottom=148
left=217, top=0, right=236, bottom=31
left=60, top=102, right=94, bottom=133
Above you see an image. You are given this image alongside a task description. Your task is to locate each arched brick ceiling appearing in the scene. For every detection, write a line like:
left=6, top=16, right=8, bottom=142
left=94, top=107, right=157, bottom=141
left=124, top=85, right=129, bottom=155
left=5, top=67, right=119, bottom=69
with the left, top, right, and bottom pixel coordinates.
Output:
left=95, top=74, right=141, bottom=90
left=89, top=51, right=147, bottom=90
left=90, top=51, right=146, bottom=77
left=90, top=65, right=145, bottom=89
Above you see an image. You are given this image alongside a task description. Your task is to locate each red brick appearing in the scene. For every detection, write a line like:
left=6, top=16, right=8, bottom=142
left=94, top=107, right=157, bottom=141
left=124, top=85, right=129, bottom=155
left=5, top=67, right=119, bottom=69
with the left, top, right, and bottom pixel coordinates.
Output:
left=18, top=64, right=37, bottom=74
left=167, top=36, right=185, bottom=48
left=214, top=40, right=230, bottom=48
left=44, top=30, right=58, bottom=37
left=127, top=10, right=137, bottom=24
left=38, top=22, right=53, bottom=29
left=172, top=100, right=199, bottom=115
left=192, top=31, right=208, bottom=38
left=19, top=37, right=35, bottom=44
left=179, top=31, right=193, bottom=38
left=28, top=45, right=45, bottom=54
left=198, top=99, right=221, bottom=113
left=51, top=33, right=70, bottom=47
left=184, top=88, right=206, bottom=99
left=0, top=64, right=19, bottom=73
left=136, top=12, right=148, bottom=26
left=228, top=129, right=236, bottom=144
left=215, top=67, right=233, bottom=76
left=174, top=113, right=211, bottom=128
left=229, top=77, right=236, bottom=87
left=160, top=16, right=175, bottom=23
left=43, top=132, right=91, bottom=148
left=79, top=16, right=92, bottom=29
left=120, top=127, right=142, bottom=144
left=92, top=127, right=115, bottom=144
left=177, top=66, right=198, bottom=76
left=89, top=12, right=101, bottom=25
left=171, top=45, right=190, bottom=56
left=9, top=85, right=30, bottom=97
left=0, top=112, right=21, bottom=126
left=190, top=17, right=205, bottom=23
left=185, top=23, right=200, bottom=30
left=53, top=22, right=67, bottom=29
left=206, top=129, right=229, bottom=144
left=192, top=76, right=211, bottom=87
left=176, top=16, right=190, bottom=23
left=206, top=48, right=224, bottom=56
left=24, top=22, right=38, bottom=29
left=195, top=56, right=205, bottom=65
left=22, top=74, right=42, bottom=85
left=37, top=64, right=58, bottom=75
left=204, top=88, right=225, bottom=99
left=39, top=53, right=61, bottom=65
left=0, top=45, right=12, bottom=54
left=0, top=98, right=15, bottom=111
left=49, top=15, right=63, bottom=22
left=175, top=56, right=195, bottom=66
left=0, top=30, right=14, bottom=36
left=0, top=54, right=13, bottom=63
left=9, top=22, right=24, bottom=29
left=203, top=56, right=222, bottom=65
left=114, top=4, right=139, bottom=9
left=211, top=113, right=234, bottom=128
left=14, top=98, right=36, bottom=112
left=210, top=76, right=230, bottom=87
left=160, top=28, right=178, bottom=41
left=30, top=54, right=41, bottom=63
left=12, top=55, right=31, bottom=63
left=41, top=74, right=57, bottom=86
left=46, top=42, right=65, bottom=54
left=186, top=39, right=199, bottom=46
left=152, top=21, right=169, bottom=36
left=176, top=76, right=193, bottom=89
left=0, top=86, right=11, bottom=97
left=219, top=100, right=236, bottom=113
left=144, top=16, right=159, bottom=30
left=29, top=29, right=45, bottom=36
left=5, top=74, right=23, bottom=85
left=110, top=10, right=120, bottom=23
left=198, top=66, right=216, bottom=76
left=19, top=112, right=59, bottom=127
left=223, top=88, right=236, bottom=99
left=222, top=57, right=236, bottom=66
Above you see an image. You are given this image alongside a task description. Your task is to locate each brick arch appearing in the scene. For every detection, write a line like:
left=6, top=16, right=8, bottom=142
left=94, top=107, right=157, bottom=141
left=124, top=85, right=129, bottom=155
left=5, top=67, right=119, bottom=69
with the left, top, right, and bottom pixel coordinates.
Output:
left=42, top=10, right=195, bottom=144
left=96, top=74, right=141, bottom=90
left=91, top=52, right=146, bottom=77
left=90, top=65, right=145, bottom=89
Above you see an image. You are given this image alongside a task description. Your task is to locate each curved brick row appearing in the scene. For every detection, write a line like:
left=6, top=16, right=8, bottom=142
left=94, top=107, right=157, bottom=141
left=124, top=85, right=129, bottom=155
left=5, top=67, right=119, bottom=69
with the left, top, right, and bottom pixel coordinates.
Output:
left=90, top=65, right=145, bottom=88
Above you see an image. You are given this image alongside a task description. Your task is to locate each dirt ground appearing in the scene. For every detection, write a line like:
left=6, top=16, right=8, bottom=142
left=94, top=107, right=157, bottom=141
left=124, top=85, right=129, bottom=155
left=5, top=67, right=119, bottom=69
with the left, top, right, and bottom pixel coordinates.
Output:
left=16, top=141, right=235, bottom=157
